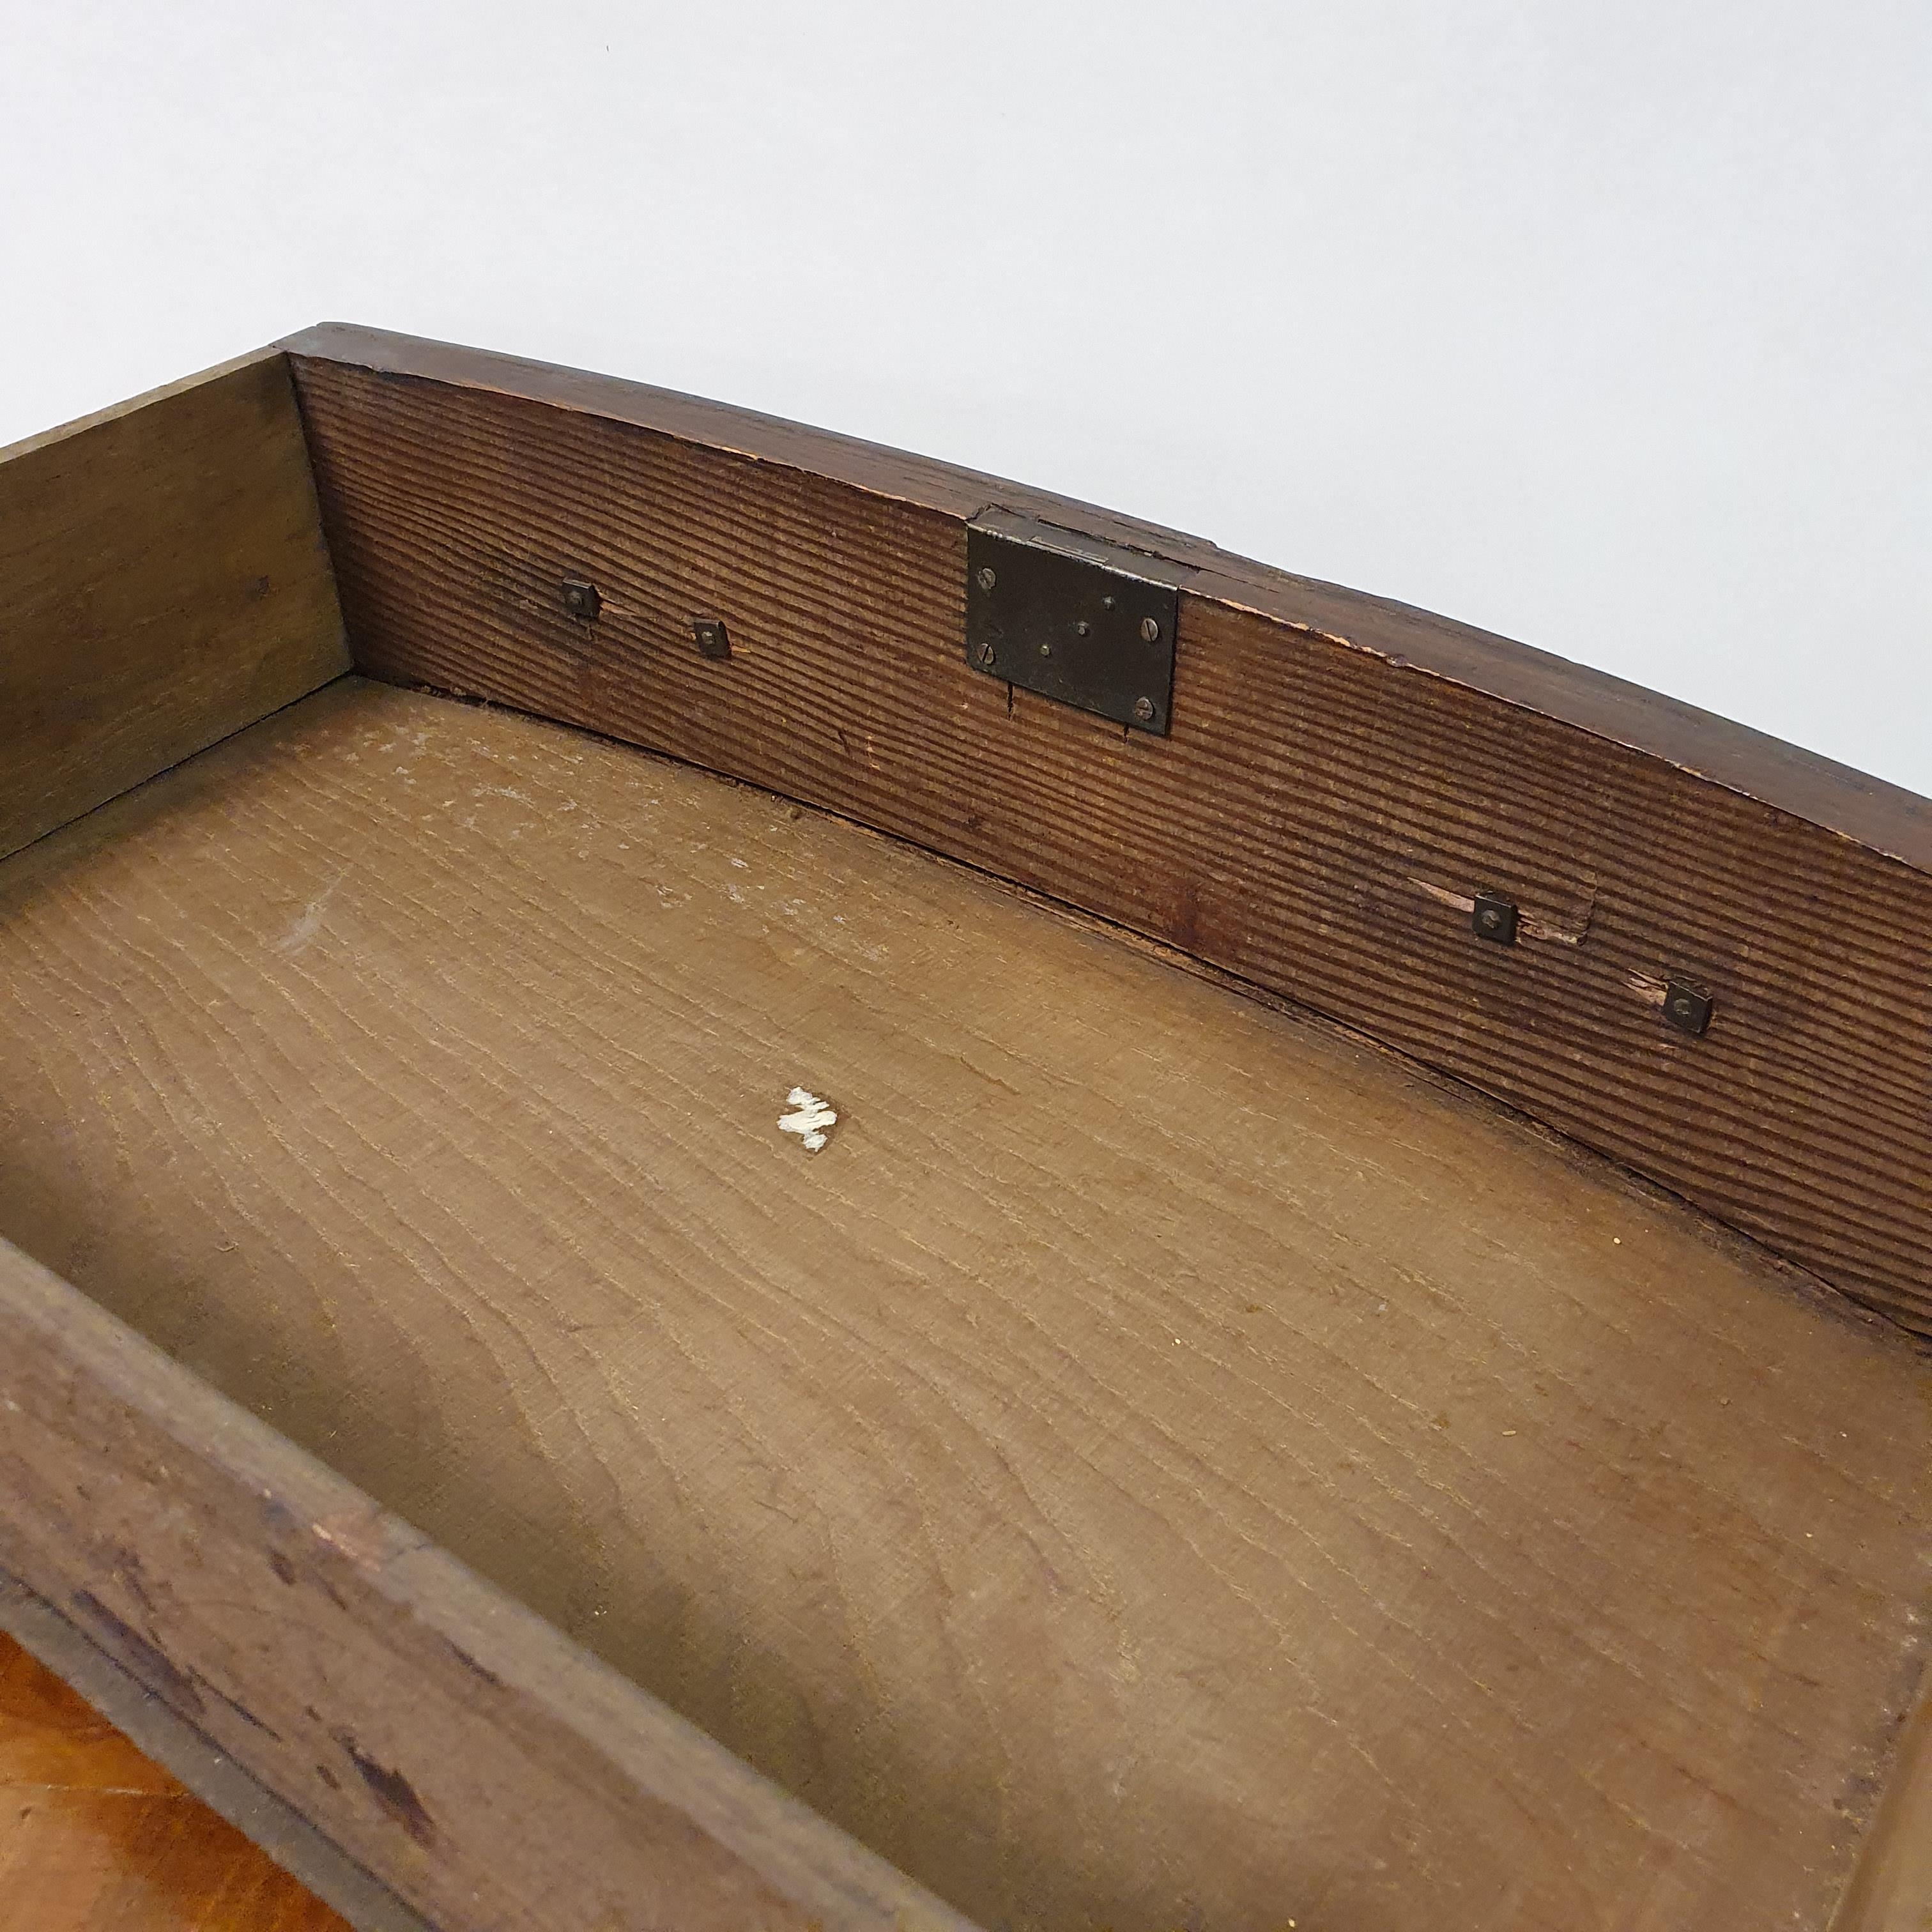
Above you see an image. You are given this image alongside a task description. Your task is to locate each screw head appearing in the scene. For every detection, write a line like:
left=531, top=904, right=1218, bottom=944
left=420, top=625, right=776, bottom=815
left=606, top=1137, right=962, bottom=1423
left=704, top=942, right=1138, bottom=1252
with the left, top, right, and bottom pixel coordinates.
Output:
left=1140, top=617, right=1161, bottom=643
left=1039, top=641, right=1052, bottom=657
left=1075, top=620, right=1091, bottom=637
left=976, top=566, right=997, bottom=592
left=1103, top=595, right=1116, bottom=611
left=1480, top=908, right=1502, bottom=931
left=976, top=640, right=997, bottom=669
left=1133, top=696, right=1156, bottom=724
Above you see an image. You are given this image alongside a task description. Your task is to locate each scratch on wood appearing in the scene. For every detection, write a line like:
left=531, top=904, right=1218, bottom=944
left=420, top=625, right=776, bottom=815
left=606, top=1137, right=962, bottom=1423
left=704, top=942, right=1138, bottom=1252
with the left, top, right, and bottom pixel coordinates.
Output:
left=69, top=1591, right=203, bottom=1718
left=310, top=1508, right=394, bottom=1572
left=1412, top=878, right=1475, bottom=916
left=275, top=870, right=346, bottom=956
left=1521, top=905, right=1590, bottom=946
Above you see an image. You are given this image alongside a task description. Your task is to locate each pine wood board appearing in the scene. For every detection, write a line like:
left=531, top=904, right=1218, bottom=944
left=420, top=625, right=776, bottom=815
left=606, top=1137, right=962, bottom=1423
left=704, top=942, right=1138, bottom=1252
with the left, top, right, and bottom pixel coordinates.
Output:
left=282, top=325, right=1932, bottom=1337
left=0, top=677, right=1925, bottom=1932
left=0, top=349, right=349, bottom=862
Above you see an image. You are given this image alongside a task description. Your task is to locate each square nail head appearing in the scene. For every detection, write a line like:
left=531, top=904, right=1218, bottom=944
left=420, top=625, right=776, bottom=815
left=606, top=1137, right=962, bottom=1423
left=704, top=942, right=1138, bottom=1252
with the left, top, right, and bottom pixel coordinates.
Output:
left=1472, top=894, right=1519, bottom=945
left=1663, top=980, right=1713, bottom=1036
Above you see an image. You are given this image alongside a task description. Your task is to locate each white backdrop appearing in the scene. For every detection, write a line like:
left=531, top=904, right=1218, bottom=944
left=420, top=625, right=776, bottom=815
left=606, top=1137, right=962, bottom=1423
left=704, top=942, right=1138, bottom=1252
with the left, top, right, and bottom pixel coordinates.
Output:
left=5, top=2, right=1928, bottom=794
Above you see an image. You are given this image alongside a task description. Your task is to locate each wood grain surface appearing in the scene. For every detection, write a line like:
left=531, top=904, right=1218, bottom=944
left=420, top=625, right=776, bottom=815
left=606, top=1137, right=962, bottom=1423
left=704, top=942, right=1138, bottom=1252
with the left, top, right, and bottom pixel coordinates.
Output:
left=0, top=1235, right=976, bottom=1932
left=0, top=1626, right=348, bottom=1931
left=0, top=349, right=349, bottom=862
left=283, top=324, right=1932, bottom=1337
left=0, top=678, right=1926, bottom=1932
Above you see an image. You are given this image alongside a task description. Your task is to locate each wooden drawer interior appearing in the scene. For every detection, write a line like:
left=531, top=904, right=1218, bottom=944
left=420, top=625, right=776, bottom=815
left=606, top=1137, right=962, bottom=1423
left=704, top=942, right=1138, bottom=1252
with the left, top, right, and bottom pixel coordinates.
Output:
left=1, top=338, right=1928, bottom=1932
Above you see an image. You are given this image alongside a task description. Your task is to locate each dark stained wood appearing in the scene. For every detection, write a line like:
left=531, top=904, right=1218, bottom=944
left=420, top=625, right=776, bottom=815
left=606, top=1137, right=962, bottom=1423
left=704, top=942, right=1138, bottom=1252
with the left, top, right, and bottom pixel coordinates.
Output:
left=279, top=325, right=1932, bottom=1339
left=0, top=1230, right=978, bottom=1932
left=0, top=1620, right=355, bottom=1931
left=1, top=678, right=1926, bottom=1931
left=0, top=351, right=350, bottom=861
left=258, top=328, right=1932, bottom=868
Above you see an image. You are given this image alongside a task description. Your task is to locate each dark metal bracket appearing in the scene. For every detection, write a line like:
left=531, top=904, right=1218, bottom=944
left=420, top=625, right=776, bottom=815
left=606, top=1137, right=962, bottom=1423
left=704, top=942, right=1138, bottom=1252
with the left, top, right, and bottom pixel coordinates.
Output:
left=965, top=512, right=1181, bottom=733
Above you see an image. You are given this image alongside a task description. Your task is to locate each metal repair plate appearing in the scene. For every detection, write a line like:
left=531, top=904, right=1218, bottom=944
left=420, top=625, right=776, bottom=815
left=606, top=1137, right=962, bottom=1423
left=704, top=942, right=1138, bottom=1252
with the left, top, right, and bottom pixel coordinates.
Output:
left=965, top=514, right=1181, bottom=733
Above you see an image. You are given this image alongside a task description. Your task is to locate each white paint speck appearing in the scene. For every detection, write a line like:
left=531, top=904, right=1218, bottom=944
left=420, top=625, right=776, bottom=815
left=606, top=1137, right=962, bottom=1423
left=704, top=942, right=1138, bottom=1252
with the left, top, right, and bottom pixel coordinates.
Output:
left=779, top=1087, right=838, bottom=1153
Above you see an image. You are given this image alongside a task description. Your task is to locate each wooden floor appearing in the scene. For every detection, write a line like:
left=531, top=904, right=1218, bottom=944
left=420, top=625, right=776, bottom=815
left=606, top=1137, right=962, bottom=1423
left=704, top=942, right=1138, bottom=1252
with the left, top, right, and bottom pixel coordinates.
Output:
left=0, top=677, right=1926, bottom=1932
left=0, top=1630, right=343, bottom=1931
